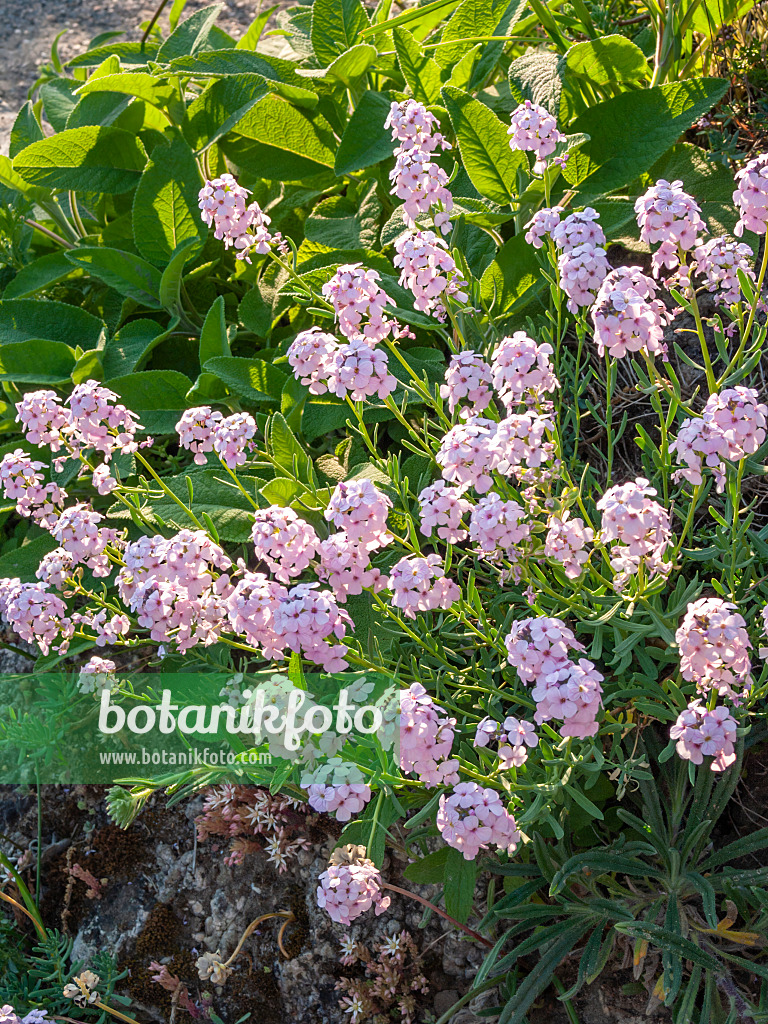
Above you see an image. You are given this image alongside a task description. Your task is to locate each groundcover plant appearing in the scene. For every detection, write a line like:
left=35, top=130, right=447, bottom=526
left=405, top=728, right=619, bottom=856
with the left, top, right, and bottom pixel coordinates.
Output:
left=1, top=0, right=768, bottom=1021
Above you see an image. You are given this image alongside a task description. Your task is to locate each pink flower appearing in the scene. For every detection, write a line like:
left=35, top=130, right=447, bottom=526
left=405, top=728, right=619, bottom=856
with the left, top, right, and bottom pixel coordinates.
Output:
left=505, top=615, right=584, bottom=685
left=251, top=506, right=320, bottom=582
left=437, top=783, right=520, bottom=860
left=330, top=338, right=398, bottom=401
left=733, top=153, right=768, bottom=236
left=176, top=407, right=223, bottom=465
left=440, top=351, right=493, bottom=415
left=436, top=417, right=498, bottom=494
left=531, top=658, right=603, bottom=738
left=36, top=548, right=75, bottom=590
left=469, top=492, right=529, bottom=561
left=551, top=208, right=605, bottom=252
left=596, top=478, right=671, bottom=591
left=198, top=173, right=279, bottom=259
left=316, top=533, right=387, bottom=601
left=51, top=502, right=118, bottom=578
left=287, top=328, right=342, bottom=396
left=69, top=380, right=142, bottom=461
left=399, top=682, right=458, bottom=786
left=322, top=263, right=395, bottom=344
left=317, top=854, right=390, bottom=925
left=393, top=230, right=468, bottom=319
left=558, top=244, right=611, bottom=313
left=306, top=783, right=372, bottom=822
left=3, top=581, right=74, bottom=656
left=544, top=511, right=593, bottom=578
left=524, top=206, right=563, bottom=248
left=676, top=597, right=751, bottom=702
left=670, top=700, right=738, bottom=771
left=490, top=333, right=559, bottom=409
left=591, top=268, right=672, bottom=360
left=226, top=572, right=287, bottom=659
left=692, top=237, right=755, bottom=305
left=325, top=479, right=393, bottom=550
left=273, top=583, right=352, bottom=672
left=16, top=390, right=69, bottom=450
left=388, top=554, right=459, bottom=620
left=212, top=412, right=257, bottom=468
left=508, top=100, right=564, bottom=173
left=417, top=481, right=471, bottom=543
left=91, top=464, right=117, bottom=495
left=386, top=99, right=453, bottom=233
left=634, top=179, right=706, bottom=275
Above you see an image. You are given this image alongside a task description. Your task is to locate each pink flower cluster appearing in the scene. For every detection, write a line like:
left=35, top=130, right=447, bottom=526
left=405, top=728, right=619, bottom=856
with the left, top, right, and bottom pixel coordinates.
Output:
left=634, top=179, right=706, bottom=276
left=505, top=616, right=602, bottom=737
left=273, top=583, right=353, bottom=673
left=469, top=493, right=529, bottom=561
left=386, top=99, right=453, bottom=234
left=0, top=450, right=66, bottom=529
left=1, top=581, right=74, bottom=656
left=51, top=502, right=119, bottom=578
left=306, top=783, right=372, bottom=822
left=558, top=244, right=611, bottom=313
left=474, top=715, right=538, bottom=769
left=675, top=597, right=752, bottom=702
left=531, top=658, right=603, bottom=738
left=440, top=351, right=493, bottom=415
left=544, top=511, right=594, bottom=578
left=317, top=853, right=391, bottom=925
left=389, top=554, right=460, bottom=619
left=490, top=332, right=559, bottom=409
left=198, top=173, right=279, bottom=261
left=692, top=237, right=756, bottom=305
left=591, top=267, right=672, bottom=359
left=670, top=701, right=737, bottom=772
left=17, top=382, right=143, bottom=465
left=394, top=230, right=468, bottom=319
left=325, top=479, right=393, bottom=550
left=287, top=330, right=398, bottom=401
left=733, top=153, right=768, bottom=236
left=551, top=209, right=606, bottom=252
left=504, top=616, right=585, bottom=684
left=436, top=413, right=554, bottom=495
left=317, top=533, right=387, bottom=602
left=596, top=478, right=671, bottom=591
left=436, top=783, right=520, bottom=860
left=321, top=263, right=395, bottom=344
left=400, top=682, right=459, bottom=787
left=176, top=406, right=257, bottom=468
left=251, top=506, right=319, bottom=582
left=118, top=530, right=232, bottom=654
left=670, top=387, right=767, bottom=491
left=524, top=206, right=563, bottom=248
left=417, top=481, right=471, bottom=543
left=507, top=100, right=564, bottom=173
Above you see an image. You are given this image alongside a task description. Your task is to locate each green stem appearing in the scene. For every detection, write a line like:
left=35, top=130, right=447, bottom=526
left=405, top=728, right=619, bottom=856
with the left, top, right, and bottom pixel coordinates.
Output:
left=134, top=451, right=206, bottom=532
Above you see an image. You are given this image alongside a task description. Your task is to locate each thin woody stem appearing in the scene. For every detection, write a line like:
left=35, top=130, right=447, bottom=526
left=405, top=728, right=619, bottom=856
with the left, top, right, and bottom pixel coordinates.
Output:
left=381, top=883, right=493, bottom=948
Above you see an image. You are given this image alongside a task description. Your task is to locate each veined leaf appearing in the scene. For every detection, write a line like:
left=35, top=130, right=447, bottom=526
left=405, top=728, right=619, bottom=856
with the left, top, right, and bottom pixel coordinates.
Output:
left=12, top=126, right=147, bottom=193
left=65, top=247, right=162, bottom=308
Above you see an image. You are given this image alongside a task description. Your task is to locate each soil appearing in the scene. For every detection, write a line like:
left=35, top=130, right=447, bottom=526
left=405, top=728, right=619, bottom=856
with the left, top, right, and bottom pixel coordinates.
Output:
left=0, top=0, right=282, bottom=154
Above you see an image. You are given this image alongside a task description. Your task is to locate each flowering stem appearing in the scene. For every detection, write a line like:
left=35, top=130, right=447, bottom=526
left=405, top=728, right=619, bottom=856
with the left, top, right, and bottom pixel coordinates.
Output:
left=728, top=459, right=746, bottom=596
left=219, top=460, right=261, bottom=512
left=728, top=239, right=768, bottom=376
left=134, top=450, right=206, bottom=532
left=686, top=280, right=716, bottom=393
left=673, top=483, right=702, bottom=556
left=381, top=883, right=493, bottom=948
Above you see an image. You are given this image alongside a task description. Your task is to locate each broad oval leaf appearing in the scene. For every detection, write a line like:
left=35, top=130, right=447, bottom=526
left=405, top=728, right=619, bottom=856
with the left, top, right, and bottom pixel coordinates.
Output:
left=12, top=126, right=147, bottom=193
